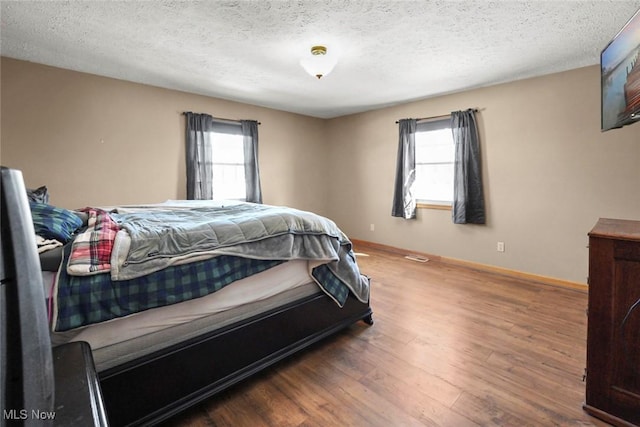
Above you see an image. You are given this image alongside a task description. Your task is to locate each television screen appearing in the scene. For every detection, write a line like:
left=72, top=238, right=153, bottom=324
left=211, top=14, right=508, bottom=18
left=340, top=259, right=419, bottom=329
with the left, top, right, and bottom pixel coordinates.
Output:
left=601, top=8, right=640, bottom=131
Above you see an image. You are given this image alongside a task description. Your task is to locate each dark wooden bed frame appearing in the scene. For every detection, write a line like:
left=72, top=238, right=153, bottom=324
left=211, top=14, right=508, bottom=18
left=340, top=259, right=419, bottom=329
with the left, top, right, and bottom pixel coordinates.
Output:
left=99, top=286, right=373, bottom=426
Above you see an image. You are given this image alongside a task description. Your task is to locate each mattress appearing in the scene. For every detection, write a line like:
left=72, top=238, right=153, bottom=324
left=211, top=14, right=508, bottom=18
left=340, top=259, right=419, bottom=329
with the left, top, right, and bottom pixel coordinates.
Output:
left=47, top=259, right=321, bottom=371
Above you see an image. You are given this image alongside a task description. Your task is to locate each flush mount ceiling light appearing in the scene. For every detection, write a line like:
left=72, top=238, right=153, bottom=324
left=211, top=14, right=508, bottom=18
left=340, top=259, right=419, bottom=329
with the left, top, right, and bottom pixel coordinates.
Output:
left=300, top=45, right=337, bottom=79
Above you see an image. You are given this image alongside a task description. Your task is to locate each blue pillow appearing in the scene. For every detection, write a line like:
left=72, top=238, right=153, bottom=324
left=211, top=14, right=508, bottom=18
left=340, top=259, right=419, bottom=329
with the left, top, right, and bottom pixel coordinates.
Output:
left=29, top=202, right=83, bottom=243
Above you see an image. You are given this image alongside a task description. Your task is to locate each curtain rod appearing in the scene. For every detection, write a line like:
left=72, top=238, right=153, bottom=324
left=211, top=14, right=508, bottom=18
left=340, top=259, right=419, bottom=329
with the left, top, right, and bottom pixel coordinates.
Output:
left=182, top=111, right=261, bottom=125
left=395, top=108, right=479, bottom=124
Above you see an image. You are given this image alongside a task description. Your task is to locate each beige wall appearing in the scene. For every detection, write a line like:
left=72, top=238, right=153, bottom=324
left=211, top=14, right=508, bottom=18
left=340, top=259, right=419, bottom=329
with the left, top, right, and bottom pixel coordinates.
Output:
left=2, top=58, right=639, bottom=284
left=325, top=65, right=640, bottom=284
left=0, top=58, right=329, bottom=216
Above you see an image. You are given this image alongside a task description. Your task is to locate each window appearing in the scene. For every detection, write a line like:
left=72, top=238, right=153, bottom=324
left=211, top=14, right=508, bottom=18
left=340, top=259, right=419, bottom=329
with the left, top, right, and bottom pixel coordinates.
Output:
left=414, top=118, right=454, bottom=207
left=211, top=130, right=246, bottom=200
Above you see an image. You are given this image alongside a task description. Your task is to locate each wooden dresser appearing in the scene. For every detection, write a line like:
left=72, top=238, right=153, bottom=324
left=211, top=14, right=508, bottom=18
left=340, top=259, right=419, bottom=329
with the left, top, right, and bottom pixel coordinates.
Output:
left=584, top=218, right=640, bottom=427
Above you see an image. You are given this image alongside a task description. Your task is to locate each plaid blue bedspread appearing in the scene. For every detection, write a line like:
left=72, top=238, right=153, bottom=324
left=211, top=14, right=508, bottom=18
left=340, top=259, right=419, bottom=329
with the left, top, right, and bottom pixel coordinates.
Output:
left=52, top=244, right=357, bottom=331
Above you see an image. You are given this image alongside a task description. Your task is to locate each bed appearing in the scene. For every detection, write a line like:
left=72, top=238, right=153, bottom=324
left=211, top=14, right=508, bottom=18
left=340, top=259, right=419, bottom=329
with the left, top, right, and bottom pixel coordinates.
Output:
left=31, top=198, right=373, bottom=426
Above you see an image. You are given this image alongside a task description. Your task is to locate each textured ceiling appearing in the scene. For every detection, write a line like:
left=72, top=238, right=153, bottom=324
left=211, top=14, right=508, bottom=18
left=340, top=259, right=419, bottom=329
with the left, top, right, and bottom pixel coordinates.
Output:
left=2, top=1, right=640, bottom=118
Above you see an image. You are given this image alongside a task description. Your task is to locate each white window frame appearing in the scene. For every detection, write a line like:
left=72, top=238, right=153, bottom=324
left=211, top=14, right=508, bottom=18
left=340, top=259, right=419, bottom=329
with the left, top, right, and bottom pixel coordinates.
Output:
left=414, top=117, right=455, bottom=209
left=210, top=122, right=246, bottom=201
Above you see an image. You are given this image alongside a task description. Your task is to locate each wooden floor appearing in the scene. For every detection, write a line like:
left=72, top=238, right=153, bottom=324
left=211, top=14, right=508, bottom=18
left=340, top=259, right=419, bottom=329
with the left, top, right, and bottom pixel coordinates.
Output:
left=161, top=246, right=609, bottom=427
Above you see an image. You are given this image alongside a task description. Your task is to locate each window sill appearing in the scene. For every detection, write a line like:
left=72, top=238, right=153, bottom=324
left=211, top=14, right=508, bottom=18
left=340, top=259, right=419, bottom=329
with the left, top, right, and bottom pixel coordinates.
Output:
left=417, top=203, right=452, bottom=211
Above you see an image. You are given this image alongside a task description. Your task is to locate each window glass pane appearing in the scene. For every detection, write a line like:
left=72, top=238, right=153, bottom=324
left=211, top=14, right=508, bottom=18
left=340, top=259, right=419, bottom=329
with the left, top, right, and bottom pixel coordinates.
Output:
left=212, top=164, right=245, bottom=199
left=212, top=133, right=244, bottom=164
left=415, top=129, right=454, bottom=163
left=211, top=132, right=245, bottom=200
left=414, top=164, right=454, bottom=203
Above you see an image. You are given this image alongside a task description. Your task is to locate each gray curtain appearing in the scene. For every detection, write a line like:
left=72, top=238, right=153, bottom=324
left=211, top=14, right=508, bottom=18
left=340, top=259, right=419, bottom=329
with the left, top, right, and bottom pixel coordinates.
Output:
left=241, top=120, right=262, bottom=204
left=451, top=109, right=485, bottom=224
left=391, top=119, right=417, bottom=219
left=185, top=112, right=214, bottom=200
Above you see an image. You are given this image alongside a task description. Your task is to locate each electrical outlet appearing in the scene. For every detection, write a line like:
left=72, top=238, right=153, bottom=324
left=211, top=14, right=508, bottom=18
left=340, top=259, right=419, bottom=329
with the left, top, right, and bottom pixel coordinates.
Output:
left=370, top=223, right=375, bottom=232
left=497, top=241, right=505, bottom=252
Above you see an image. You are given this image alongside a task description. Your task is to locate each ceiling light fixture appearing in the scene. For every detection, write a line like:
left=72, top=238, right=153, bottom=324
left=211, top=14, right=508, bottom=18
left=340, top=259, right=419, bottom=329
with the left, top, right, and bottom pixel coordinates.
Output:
left=300, top=45, right=336, bottom=79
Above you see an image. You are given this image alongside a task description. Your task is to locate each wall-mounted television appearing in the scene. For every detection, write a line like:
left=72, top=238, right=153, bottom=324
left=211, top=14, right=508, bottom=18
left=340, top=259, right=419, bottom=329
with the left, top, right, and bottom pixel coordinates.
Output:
left=601, top=7, right=640, bottom=131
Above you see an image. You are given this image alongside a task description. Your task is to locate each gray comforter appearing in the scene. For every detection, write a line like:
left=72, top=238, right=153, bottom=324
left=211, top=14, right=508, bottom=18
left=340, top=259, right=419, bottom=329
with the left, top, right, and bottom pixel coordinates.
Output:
left=109, top=202, right=369, bottom=303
